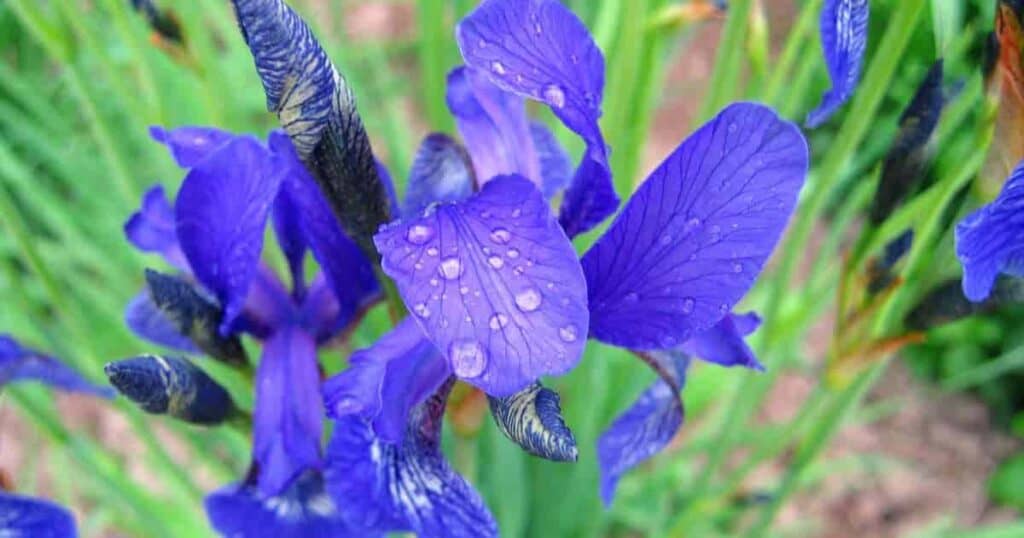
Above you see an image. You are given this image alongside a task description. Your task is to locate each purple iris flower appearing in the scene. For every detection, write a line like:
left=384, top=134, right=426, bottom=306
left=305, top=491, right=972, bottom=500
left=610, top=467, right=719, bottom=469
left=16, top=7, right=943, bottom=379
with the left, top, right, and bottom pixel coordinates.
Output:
left=231, top=0, right=807, bottom=531
left=1, top=334, right=113, bottom=537
left=122, top=127, right=384, bottom=536
left=807, top=0, right=870, bottom=128
left=955, top=159, right=1024, bottom=302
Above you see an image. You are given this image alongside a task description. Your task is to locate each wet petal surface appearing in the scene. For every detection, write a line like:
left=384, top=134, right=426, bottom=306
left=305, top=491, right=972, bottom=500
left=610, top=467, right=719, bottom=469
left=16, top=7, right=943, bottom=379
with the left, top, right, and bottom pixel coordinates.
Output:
left=375, top=175, right=588, bottom=396
left=583, top=103, right=807, bottom=350
left=806, top=0, right=870, bottom=128
left=403, top=132, right=475, bottom=216
left=956, top=159, right=1024, bottom=301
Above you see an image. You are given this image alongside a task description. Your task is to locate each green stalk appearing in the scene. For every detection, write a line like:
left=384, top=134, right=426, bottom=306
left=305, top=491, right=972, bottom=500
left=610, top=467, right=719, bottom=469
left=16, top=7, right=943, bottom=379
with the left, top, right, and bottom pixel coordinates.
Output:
left=695, top=0, right=752, bottom=124
left=763, top=0, right=822, bottom=105
left=417, top=0, right=455, bottom=132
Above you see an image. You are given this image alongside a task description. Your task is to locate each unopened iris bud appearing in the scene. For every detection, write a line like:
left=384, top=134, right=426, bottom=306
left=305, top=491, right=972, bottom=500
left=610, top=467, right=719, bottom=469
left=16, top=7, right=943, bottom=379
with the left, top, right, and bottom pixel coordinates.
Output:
left=105, top=355, right=236, bottom=425
left=129, top=0, right=184, bottom=45
left=145, top=269, right=248, bottom=367
left=905, top=276, right=1024, bottom=331
left=869, top=60, right=945, bottom=225
left=488, top=382, right=578, bottom=462
left=231, top=0, right=391, bottom=259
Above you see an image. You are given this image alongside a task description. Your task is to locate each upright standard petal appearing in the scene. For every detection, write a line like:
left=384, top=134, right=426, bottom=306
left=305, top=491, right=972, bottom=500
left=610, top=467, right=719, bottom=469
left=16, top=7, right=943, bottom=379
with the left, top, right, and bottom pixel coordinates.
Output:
left=0, top=492, right=78, bottom=538
left=175, top=136, right=281, bottom=334
left=205, top=472, right=372, bottom=538
left=583, top=103, right=808, bottom=350
left=445, top=67, right=540, bottom=187
left=144, top=270, right=249, bottom=366
left=232, top=0, right=392, bottom=257
left=149, top=125, right=234, bottom=168
left=530, top=122, right=574, bottom=198
left=322, top=318, right=450, bottom=443
left=597, top=350, right=690, bottom=506
left=253, top=328, right=323, bottom=497
left=0, top=334, right=114, bottom=398
left=402, top=133, right=475, bottom=216
left=375, top=175, right=589, bottom=397
left=956, top=160, right=1024, bottom=301
left=124, top=185, right=189, bottom=271
left=271, top=180, right=309, bottom=296
left=270, top=131, right=382, bottom=332
left=680, top=312, right=763, bottom=370
left=104, top=355, right=235, bottom=424
left=456, top=0, right=619, bottom=237
left=806, top=0, right=870, bottom=128
left=124, top=291, right=199, bottom=353
left=325, top=379, right=498, bottom=538
left=488, top=381, right=578, bottom=461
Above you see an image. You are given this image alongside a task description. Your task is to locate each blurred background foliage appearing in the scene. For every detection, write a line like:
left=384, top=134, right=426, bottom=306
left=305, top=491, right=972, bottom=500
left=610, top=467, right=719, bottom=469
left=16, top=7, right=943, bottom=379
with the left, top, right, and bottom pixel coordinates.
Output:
left=1, top=0, right=1024, bottom=536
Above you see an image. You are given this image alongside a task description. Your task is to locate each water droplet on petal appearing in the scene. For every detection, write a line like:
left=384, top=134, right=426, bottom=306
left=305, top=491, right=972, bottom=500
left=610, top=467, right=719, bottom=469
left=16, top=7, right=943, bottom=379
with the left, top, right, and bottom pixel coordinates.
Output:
left=659, top=234, right=672, bottom=246
left=488, top=255, right=505, bottom=269
left=514, top=287, right=542, bottom=312
left=450, top=340, right=487, bottom=378
left=460, top=286, right=470, bottom=295
left=728, top=122, right=737, bottom=133
left=511, top=208, right=522, bottom=218
left=430, top=278, right=439, bottom=287
left=490, top=228, right=511, bottom=244
left=507, top=248, right=520, bottom=259
left=720, top=303, right=729, bottom=314
left=413, top=303, right=431, bottom=318
left=624, top=291, right=639, bottom=303
left=543, top=85, right=566, bottom=108
left=488, top=313, right=509, bottom=330
left=570, top=54, right=579, bottom=64
left=438, top=257, right=463, bottom=280
left=534, top=22, right=542, bottom=34
left=478, top=39, right=487, bottom=48
left=491, top=61, right=506, bottom=75
left=426, top=247, right=439, bottom=257
left=681, top=297, right=695, bottom=314
left=558, top=324, right=578, bottom=342
left=407, top=224, right=434, bottom=244
left=733, top=262, right=743, bottom=273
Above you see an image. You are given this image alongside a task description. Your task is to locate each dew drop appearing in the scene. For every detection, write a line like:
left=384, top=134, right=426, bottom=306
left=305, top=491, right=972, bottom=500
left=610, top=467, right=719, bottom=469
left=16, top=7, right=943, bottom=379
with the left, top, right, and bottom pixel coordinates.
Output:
left=450, top=340, right=487, bottom=378
left=413, top=303, right=431, bottom=318
left=660, top=335, right=678, bottom=348
left=488, top=313, right=509, bottom=330
left=491, top=61, right=506, bottom=75
left=414, top=262, right=423, bottom=270
left=438, top=257, right=463, bottom=280
left=487, top=255, right=505, bottom=269
left=513, top=265, right=526, bottom=275
left=490, top=228, right=511, bottom=244
left=511, top=208, right=522, bottom=218
left=407, top=224, right=433, bottom=244
left=459, top=286, right=470, bottom=295
left=478, top=39, right=487, bottom=48
left=681, top=297, right=695, bottom=314
left=624, top=291, right=639, bottom=303
left=534, top=22, right=542, bottom=34
left=426, top=247, right=439, bottom=257
left=506, top=248, right=520, bottom=259
left=543, top=85, right=566, bottom=108
left=514, top=287, right=543, bottom=312
left=570, top=53, right=579, bottom=64
left=546, top=282, right=555, bottom=290
left=659, top=234, right=672, bottom=246
left=558, top=324, right=578, bottom=342
left=732, top=262, right=743, bottom=274
left=430, top=278, right=439, bottom=287
left=728, top=122, right=737, bottom=133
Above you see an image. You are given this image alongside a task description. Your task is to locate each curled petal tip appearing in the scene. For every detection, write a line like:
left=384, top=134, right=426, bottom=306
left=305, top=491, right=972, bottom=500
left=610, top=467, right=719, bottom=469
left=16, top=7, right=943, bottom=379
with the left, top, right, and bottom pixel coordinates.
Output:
left=488, top=382, right=578, bottom=462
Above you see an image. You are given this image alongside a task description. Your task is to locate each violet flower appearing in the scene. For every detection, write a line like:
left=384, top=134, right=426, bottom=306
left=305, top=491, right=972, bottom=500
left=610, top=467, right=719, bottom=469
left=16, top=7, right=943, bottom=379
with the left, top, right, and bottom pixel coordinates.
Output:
left=117, top=127, right=383, bottom=536
left=956, top=158, right=1024, bottom=302
left=232, top=0, right=808, bottom=532
left=807, top=0, right=870, bottom=128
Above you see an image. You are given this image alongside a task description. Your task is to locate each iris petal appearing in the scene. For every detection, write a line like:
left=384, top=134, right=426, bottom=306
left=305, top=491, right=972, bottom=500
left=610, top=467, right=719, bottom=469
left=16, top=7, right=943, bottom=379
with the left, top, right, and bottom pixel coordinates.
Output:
left=374, top=175, right=588, bottom=397
left=488, top=381, right=578, bottom=461
left=205, top=472, right=372, bottom=538
left=271, top=178, right=308, bottom=296
left=806, top=0, right=870, bottom=128
left=175, top=136, right=281, bottom=335
left=446, top=66, right=541, bottom=187
left=403, top=132, right=475, bottom=216
left=530, top=121, right=574, bottom=198
left=149, top=125, right=234, bottom=168
left=680, top=312, right=763, bottom=370
left=325, top=379, right=498, bottom=538
left=270, top=132, right=382, bottom=333
left=0, top=492, right=78, bottom=538
left=956, top=159, right=1024, bottom=301
left=323, top=318, right=450, bottom=443
left=456, top=0, right=619, bottom=237
left=583, top=103, right=807, bottom=350
left=597, top=350, right=690, bottom=506
left=0, top=334, right=114, bottom=399
left=124, top=185, right=189, bottom=271
left=253, top=328, right=323, bottom=497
